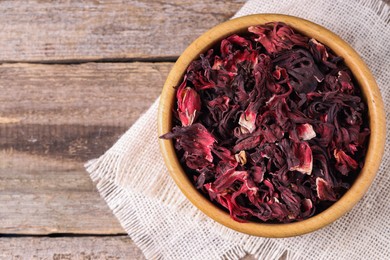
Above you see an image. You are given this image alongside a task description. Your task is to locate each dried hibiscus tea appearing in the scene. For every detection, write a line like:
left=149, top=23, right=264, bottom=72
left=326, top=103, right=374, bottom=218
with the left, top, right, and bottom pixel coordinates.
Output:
left=160, top=22, right=370, bottom=223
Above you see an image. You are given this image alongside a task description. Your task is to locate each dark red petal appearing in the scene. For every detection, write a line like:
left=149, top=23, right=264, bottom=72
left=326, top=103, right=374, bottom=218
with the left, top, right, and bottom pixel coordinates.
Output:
left=177, top=87, right=201, bottom=126
left=316, top=177, right=337, bottom=201
left=250, top=165, right=266, bottom=183
left=160, top=124, right=216, bottom=170
left=296, top=123, right=316, bottom=140
left=290, top=141, right=313, bottom=175
left=239, top=102, right=258, bottom=134
left=233, top=135, right=262, bottom=152
left=338, top=71, right=354, bottom=94
left=334, top=149, right=358, bottom=175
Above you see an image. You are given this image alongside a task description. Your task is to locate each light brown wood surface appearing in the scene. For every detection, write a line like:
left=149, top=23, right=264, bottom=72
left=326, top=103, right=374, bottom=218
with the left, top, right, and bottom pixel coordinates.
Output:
left=0, top=62, right=171, bottom=126
left=0, top=0, right=245, bottom=62
left=0, top=236, right=258, bottom=260
left=0, top=236, right=146, bottom=259
left=0, top=153, right=124, bottom=235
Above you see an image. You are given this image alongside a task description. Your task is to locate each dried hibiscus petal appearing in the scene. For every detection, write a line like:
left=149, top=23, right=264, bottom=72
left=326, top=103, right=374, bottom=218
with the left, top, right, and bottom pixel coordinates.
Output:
left=161, top=123, right=216, bottom=170
left=161, top=22, right=369, bottom=223
left=334, top=149, right=358, bottom=175
left=289, top=141, right=313, bottom=175
left=177, top=81, right=201, bottom=126
left=249, top=22, right=308, bottom=54
left=316, top=177, right=337, bottom=201
left=238, top=102, right=258, bottom=134
left=273, top=49, right=324, bottom=93
left=235, top=150, right=247, bottom=165
left=296, top=123, right=316, bottom=140
left=309, top=38, right=340, bottom=69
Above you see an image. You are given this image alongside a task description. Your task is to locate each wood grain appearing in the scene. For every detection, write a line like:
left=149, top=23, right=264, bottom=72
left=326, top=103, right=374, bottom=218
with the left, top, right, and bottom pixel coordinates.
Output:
left=0, top=62, right=171, bottom=234
left=0, top=62, right=171, bottom=126
left=0, top=235, right=261, bottom=260
left=0, top=236, right=146, bottom=259
left=0, top=153, right=125, bottom=234
left=0, top=0, right=245, bottom=62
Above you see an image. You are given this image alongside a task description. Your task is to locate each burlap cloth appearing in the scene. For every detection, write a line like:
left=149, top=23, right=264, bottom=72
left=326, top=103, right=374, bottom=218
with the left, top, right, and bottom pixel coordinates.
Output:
left=86, top=0, right=390, bottom=259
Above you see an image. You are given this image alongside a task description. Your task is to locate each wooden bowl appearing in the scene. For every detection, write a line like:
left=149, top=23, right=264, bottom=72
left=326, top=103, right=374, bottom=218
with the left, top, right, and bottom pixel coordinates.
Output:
left=158, top=14, right=385, bottom=237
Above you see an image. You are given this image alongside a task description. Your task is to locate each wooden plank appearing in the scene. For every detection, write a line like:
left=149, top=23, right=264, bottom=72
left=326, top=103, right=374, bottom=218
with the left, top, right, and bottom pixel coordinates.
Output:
left=0, top=236, right=261, bottom=259
left=0, top=153, right=126, bottom=234
left=0, top=0, right=245, bottom=62
left=0, top=124, right=127, bottom=161
left=0, top=236, right=146, bottom=259
left=0, top=62, right=171, bottom=234
left=0, top=62, right=171, bottom=126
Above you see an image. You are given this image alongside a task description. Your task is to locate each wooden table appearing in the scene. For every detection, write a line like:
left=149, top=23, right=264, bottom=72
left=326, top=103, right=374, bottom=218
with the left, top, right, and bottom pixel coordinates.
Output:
left=2, top=0, right=388, bottom=259
left=0, top=0, right=246, bottom=258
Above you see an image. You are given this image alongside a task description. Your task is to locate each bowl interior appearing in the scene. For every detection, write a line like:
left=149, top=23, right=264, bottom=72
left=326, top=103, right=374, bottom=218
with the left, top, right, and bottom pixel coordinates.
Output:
left=158, top=14, right=385, bottom=237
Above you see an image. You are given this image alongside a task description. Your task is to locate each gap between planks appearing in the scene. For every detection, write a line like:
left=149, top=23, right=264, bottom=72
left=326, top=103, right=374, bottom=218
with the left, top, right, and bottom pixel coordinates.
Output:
left=0, top=56, right=178, bottom=65
left=1, top=233, right=126, bottom=238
